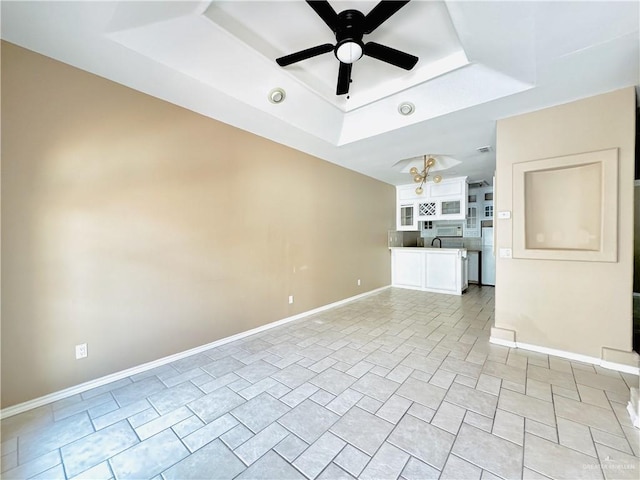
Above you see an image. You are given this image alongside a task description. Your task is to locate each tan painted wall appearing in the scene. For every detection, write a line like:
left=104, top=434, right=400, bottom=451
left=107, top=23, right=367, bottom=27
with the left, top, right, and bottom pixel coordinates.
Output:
left=1, top=42, right=394, bottom=408
left=495, top=87, right=636, bottom=359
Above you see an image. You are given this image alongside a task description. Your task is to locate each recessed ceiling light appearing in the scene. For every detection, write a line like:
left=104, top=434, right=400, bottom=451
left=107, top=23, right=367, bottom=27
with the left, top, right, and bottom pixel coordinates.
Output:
left=398, top=102, right=415, bottom=116
left=476, top=145, right=492, bottom=153
left=268, top=88, right=286, bottom=104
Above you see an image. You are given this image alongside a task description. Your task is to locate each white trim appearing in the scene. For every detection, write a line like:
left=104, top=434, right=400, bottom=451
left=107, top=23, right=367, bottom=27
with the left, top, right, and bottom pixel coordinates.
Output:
left=1, top=286, right=390, bottom=419
left=489, top=337, right=640, bottom=375
left=517, top=341, right=602, bottom=365
left=600, top=360, right=640, bottom=376
left=489, top=337, right=516, bottom=348
left=627, top=401, right=640, bottom=428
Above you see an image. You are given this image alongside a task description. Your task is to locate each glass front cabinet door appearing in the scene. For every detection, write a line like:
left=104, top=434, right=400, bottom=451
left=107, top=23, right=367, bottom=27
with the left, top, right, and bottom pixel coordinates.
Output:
left=398, top=203, right=418, bottom=230
left=466, top=205, right=480, bottom=237
left=440, top=200, right=461, bottom=217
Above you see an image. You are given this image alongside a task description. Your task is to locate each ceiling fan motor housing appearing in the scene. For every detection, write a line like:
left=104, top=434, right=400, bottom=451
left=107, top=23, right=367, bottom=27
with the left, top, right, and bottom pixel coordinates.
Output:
left=335, top=10, right=365, bottom=63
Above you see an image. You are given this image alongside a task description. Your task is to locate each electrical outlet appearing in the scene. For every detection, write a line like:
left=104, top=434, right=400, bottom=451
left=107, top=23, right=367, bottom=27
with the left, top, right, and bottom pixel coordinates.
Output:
left=75, top=343, right=88, bottom=360
left=357, top=279, right=361, bottom=286
left=288, top=295, right=294, bottom=304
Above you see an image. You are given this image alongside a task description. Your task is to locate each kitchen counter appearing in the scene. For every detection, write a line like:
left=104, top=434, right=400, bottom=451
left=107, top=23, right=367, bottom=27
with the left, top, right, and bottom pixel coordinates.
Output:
left=390, top=247, right=468, bottom=295
left=389, top=247, right=467, bottom=254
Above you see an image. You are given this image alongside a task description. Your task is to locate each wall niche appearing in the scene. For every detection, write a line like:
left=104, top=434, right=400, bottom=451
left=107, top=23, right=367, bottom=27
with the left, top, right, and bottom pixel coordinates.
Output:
left=513, top=148, right=618, bottom=262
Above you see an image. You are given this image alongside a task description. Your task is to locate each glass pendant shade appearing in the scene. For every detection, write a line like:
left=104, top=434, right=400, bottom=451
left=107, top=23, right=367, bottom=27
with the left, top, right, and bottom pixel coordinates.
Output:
left=407, top=155, right=444, bottom=188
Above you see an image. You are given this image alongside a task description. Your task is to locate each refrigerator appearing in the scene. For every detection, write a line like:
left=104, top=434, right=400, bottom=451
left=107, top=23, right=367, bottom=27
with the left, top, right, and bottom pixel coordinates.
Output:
left=481, top=227, right=496, bottom=286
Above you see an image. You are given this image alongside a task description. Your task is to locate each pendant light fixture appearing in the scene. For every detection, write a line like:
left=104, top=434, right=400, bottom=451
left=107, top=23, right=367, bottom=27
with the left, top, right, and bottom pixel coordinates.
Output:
left=409, top=155, right=443, bottom=194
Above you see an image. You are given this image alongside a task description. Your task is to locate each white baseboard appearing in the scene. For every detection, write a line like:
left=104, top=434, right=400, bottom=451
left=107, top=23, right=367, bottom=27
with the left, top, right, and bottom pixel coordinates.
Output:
left=1, top=286, right=390, bottom=419
left=489, top=337, right=516, bottom=349
left=489, top=337, right=640, bottom=376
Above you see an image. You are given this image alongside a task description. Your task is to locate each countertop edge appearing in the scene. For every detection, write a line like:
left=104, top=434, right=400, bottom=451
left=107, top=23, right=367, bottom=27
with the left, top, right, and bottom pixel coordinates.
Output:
left=389, top=247, right=467, bottom=253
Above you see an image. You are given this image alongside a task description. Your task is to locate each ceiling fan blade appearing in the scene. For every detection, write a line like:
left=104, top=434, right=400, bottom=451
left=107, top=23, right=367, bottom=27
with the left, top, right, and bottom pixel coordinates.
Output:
left=336, top=62, right=352, bottom=95
left=364, top=42, right=418, bottom=70
left=276, top=43, right=334, bottom=66
left=364, top=0, right=410, bottom=34
left=306, top=0, right=339, bottom=32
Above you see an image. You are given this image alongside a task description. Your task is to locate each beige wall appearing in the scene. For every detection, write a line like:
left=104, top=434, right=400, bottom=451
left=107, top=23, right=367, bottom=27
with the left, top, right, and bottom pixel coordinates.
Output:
left=495, top=87, right=636, bottom=361
left=1, top=42, right=394, bottom=408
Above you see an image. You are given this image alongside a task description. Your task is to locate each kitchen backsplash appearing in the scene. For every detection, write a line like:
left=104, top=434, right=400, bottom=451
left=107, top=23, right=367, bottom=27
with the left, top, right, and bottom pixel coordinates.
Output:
left=420, top=235, right=482, bottom=249
left=388, top=230, right=420, bottom=248
left=389, top=230, right=483, bottom=249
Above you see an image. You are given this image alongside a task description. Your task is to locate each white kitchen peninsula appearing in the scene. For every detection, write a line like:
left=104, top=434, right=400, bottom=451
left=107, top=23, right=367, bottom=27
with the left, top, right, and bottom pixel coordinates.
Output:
left=390, top=247, right=468, bottom=295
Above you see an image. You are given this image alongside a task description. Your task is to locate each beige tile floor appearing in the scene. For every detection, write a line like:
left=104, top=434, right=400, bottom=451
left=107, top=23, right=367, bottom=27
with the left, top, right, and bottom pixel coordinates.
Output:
left=1, top=286, right=639, bottom=479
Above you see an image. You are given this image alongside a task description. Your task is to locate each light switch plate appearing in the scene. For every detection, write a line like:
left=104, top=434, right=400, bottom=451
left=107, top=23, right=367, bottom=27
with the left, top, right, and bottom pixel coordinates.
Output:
left=499, top=248, right=512, bottom=258
left=75, top=343, right=88, bottom=359
left=498, top=211, right=511, bottom=219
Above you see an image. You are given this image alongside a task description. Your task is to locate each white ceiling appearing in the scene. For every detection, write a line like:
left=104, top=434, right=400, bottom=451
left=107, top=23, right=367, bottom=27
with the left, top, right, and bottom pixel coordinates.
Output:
left=2, top=1, right=639, bottom=186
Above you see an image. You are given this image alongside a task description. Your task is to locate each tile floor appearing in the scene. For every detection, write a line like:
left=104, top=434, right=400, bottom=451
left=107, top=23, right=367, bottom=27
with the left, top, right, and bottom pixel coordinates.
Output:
left=2, top=286, right=639, bottom=480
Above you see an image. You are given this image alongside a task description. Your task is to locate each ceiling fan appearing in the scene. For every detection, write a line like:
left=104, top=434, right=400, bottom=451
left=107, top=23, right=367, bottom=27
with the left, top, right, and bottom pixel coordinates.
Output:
left=276, top=0, right=419, bottom=96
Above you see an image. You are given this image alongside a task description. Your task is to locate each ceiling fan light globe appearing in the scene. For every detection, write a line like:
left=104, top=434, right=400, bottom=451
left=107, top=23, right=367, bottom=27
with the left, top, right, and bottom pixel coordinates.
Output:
left=426, top=157, right=436, bottom=167
left=409, top=167, right=418, bottom=175
left=413, top=174, right=423, bottom=183
left=433, top=175, right=443, bottom=183
left=415, top=186, right=424, bottom=195
left=336, top=41, right=363, bottom=64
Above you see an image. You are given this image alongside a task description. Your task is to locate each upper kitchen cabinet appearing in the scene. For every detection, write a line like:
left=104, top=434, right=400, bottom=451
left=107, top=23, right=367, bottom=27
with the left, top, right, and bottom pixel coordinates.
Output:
left=395, top=177, right=468, bottom=229
left=428, top=178, right=468, bottom=221
left=483, top=190, right=494, bottom=219
left=397, top=203, right=418, bottom=231
left=417, top=200, right=438, bottom=220
left=465, top=185, right=494, bottom=236
left=396, top=185, right=418, bottom=230
left=466, top=202, right=480, bottom=237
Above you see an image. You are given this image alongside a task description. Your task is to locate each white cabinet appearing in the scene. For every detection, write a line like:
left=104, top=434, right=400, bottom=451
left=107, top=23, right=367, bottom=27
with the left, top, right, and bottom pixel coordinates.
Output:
left=396, top=177, right=468, bottom=229
left=425, top=253, right=458, bottom=291
left=483, top=191, right=494, bottom=219
left=417, top=200, right=438, bottom=220
left=429, top=178, right=465, bottom=198
left=397, top=203, right=417, bottom=231
left=428, top=177, right=467, bottom=220
left=465, top=186, right=493, bottom=236
left=441, top=200, right=462, bottom=217
left=396, top=185, right=418, bottom=230
left=391, top=248, right=468, bottom=295
left=391, top=250, right=424, bottom=288
left=466, top=204, right=480, bottom=237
